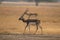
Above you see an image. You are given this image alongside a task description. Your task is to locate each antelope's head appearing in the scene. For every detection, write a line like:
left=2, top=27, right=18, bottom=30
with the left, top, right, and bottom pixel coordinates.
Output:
left=19, top=16, right=23, bottom=20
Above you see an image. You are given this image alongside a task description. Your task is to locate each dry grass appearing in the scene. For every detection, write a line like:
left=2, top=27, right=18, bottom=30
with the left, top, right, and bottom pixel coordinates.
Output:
left=0, top=4, right=60, bottom=35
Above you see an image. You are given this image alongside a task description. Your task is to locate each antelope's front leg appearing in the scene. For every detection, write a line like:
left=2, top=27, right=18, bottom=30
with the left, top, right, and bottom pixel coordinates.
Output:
left=39, top=25, right=43, bottom=35
left=23, top=24, right=29, bottom=34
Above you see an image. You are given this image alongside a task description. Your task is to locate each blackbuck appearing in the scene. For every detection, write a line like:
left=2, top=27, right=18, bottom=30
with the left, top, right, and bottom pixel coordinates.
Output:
left=19, top=9, right=43, bottom=34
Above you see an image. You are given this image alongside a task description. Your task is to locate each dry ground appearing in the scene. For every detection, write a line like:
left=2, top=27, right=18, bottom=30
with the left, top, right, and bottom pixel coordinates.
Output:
left=0, top=34, right=60, bottom=40
left=0, top=3, right=60, bottom=35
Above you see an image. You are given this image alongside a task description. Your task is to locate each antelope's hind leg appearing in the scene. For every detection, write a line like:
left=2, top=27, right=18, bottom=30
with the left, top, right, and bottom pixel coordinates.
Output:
left=28, top=24, right=30, bottom=33
left=34, top=24, right=38, bottom=34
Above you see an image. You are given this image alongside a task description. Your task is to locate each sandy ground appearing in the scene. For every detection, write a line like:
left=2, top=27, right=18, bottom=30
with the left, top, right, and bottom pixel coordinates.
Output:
left=0, top=3, right=60, bottom=35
